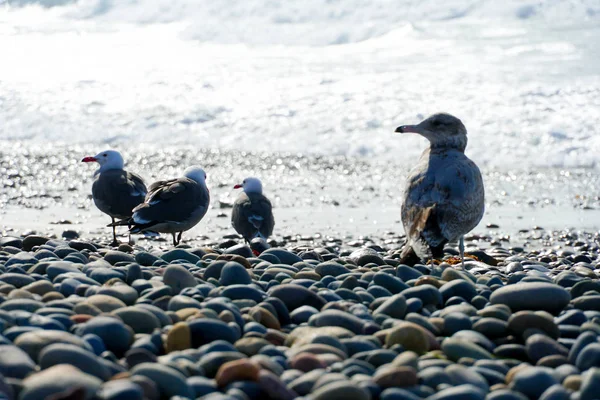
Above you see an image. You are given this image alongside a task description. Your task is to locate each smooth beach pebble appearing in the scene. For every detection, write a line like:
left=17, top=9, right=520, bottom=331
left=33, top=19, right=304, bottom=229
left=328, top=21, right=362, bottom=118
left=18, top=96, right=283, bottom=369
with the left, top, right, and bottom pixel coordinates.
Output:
left=0, top=231, right=598, bottom=400
left=0, top=344, right=37, bottom=379
left=19, top=364, right=103, bottom=400
left=490, top=282, right=571, bottom=314
left=385, top=322, right=431, bottom=354
left=215, top=358, right=261, bottom=387
left=131, top=362, right=195, bottom=398
left=310, top=380, right=371, bottom=400
left=162, top=264, right=198, bottom=294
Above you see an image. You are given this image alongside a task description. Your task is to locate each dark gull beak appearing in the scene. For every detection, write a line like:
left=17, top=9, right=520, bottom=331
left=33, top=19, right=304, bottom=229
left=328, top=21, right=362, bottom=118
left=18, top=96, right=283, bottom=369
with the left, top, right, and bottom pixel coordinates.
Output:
left=81, top=156, right=97, bottom=163
left=395, top=125, right=420, bottom=134
left=233, top=184, right=242, bottom=189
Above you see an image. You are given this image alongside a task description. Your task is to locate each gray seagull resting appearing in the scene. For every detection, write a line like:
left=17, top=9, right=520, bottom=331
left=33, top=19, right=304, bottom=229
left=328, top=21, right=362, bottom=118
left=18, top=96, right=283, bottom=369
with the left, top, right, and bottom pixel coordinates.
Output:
left=232, top=177, right=275, bottom=243
left=111, top=166, right=210, bottom=246
left=396, top=113, right=485, bottom=269
left=82, top=150, right=147, bottom=246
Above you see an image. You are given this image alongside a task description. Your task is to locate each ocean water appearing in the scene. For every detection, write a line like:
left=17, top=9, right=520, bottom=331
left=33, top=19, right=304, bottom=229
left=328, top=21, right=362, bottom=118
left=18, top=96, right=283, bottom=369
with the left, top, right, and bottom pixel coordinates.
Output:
left=1, top=0, right=599, bottom=169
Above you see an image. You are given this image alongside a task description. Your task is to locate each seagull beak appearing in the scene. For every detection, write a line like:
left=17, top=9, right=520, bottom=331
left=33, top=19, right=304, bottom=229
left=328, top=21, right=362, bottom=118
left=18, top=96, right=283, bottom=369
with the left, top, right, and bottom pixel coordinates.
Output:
left=233, top=184, right=242, bottom=189
left=395, top=125, right=420, bottom=134
left=81, top=156, right=97, bottom=163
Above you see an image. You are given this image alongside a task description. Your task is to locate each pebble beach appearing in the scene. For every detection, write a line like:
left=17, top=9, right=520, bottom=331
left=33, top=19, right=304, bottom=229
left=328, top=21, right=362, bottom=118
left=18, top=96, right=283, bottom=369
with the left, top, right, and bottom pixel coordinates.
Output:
left=2, top=0, right=600, bottom=398
left=1, top=176, right=600, bottom=399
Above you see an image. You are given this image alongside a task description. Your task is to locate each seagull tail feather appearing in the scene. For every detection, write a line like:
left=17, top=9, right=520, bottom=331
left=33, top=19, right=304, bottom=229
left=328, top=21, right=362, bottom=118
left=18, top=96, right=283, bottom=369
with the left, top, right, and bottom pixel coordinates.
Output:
left=252, top=230, right=266, bottom=240
left=106, top=218, right=132, bottom=227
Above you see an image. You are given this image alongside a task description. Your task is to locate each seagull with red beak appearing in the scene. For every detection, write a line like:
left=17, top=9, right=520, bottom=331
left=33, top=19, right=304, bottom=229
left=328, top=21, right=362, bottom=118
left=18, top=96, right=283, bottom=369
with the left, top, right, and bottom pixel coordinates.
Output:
left=231, top=177, right=275, bottom=244
left=395, top=113, right=485, bottom=269
left=82, top=150, right=147, bottom=246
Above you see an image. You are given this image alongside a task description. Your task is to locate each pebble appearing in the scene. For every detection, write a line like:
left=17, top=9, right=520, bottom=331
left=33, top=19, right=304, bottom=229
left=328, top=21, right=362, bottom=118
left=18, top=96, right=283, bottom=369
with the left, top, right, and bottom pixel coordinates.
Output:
left=162, top=265, right=198, bottom=294
left=0, top=344, right=36, bottom=379
left=525, top=334, right=569, bottom=363
left=539, top=384, right=571, bottom=400
left=0, top=236, right=599, bottom=400
left=257, top=370, right=298, bottom=400
left=373, top=293, right=408, bottom=319
left=385, top=322, right=431, bottom=354
left=310, top=380, right=370, bottom=400
left=373, top=366, right=418, bottom=388
left=575, top=343, right=600, bottom=370
left=19, top=364, right=102, bottom=400
left=580, top=367, right=600, bottom=400
left=220, top=261, right=252, bottom=285
left=509, top=366, right=559, bottom=399
left=15, top=329, right=92, bottom=360
left=132, top=362, right=194, bottom=398
left=84, top=294, right=127, bottom=312
left=215, top=359, right=261, bottom=387
left=112, top=307, right=161, bottom=334
left=309, top=309, right=367, bottom=334
left=507, top=310, right=559, bottom=339
left=490, top=282, right=571, bottom=314
left=165, top=322, right=191, bottom=353
left=75, top=316, right=133, bottom=357
left=98, top=380, right=145, bottom=400
left=428, top=384, right=486, bottom=400
left=442, top=338, right=493, bottom=361
left=38, top=343, right=112, bottom=381
left=269, top=284, right=327, bottom=311
left=161, top=249, right=201, bottom=264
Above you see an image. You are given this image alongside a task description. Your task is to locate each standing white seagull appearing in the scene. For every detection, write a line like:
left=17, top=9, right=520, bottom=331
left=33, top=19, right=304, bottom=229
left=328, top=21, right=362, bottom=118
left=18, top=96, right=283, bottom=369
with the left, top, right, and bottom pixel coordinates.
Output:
left=232, top=177, right=275, bottom=243
left=111, top=166, right=210, bottom=246
left=395, top=113, right=485, bottom=268
left=82, top=150, right=147, bottom=246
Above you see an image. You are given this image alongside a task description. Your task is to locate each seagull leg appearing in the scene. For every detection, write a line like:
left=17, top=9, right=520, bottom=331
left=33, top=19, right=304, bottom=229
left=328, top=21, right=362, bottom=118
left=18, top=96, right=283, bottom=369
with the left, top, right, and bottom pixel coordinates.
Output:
left=459, top=236, right=465, bottom=270
left=171, top=233, right=177, bottom=246
left=127, top=222, right=133, bottom=245
left=177, top=231, right=183, bottom=245
left=110, top=218, right=119, bottom=247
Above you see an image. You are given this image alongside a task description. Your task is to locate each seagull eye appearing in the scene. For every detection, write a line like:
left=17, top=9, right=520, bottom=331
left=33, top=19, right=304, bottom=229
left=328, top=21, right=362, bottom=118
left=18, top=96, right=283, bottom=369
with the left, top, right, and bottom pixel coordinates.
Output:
left=103, top=154, right=107, bottom=157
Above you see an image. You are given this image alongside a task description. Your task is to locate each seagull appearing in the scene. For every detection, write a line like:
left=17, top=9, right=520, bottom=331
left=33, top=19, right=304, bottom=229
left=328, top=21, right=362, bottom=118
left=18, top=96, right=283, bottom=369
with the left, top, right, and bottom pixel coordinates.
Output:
left=82, top=150, right=147, bottom=246
left=231, top=177, right=275, bottom=243
left=111, top=166, right=210, bottom=246
left=395, top=113, right=485, bottom=269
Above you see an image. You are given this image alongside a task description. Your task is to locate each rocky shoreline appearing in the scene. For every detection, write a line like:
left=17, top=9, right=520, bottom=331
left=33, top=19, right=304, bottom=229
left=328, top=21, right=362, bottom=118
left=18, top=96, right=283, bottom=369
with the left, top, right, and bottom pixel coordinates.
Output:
left=0, top=231, right=598, bottom=400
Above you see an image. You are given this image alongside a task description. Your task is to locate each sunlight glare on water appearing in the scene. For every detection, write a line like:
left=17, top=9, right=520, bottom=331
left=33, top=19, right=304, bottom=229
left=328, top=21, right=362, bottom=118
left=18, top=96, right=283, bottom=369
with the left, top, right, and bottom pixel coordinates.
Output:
left=0, top=0, right=599, bottom=169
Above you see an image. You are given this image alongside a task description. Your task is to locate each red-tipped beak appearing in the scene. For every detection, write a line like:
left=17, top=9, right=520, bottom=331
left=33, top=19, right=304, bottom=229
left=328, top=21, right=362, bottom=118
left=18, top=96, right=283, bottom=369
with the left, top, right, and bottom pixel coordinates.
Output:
left=233, top=184, right=242, bottom=189
left=81, top=156, right=97, bottom=163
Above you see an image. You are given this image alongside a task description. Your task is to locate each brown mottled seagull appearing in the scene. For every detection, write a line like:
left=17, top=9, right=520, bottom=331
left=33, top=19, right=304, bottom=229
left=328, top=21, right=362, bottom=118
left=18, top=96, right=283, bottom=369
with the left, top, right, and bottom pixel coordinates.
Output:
left=232, top=177, right=275, bottom=243
left=112, top=166, right=210, bottom=246
left=82, top=150, right=147, bottom=246
left=395, top=113, right=485, bottom=269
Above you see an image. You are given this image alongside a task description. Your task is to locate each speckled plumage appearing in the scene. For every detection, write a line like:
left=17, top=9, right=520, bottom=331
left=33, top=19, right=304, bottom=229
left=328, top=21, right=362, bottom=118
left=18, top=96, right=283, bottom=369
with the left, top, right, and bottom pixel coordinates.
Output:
left=397, top=113, right=485, bottom=264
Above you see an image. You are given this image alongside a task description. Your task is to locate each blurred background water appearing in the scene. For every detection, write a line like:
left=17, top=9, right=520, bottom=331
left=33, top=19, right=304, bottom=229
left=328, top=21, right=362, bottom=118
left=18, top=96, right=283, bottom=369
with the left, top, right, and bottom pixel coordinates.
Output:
left=1, top=0, right=599, bottom=239
left=1, top=0, right=599, bottom=168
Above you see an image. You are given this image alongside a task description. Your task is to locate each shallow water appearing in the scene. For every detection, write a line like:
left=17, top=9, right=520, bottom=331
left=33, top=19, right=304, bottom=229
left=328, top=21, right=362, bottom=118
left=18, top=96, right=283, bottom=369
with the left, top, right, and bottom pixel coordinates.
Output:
left=1, top=147, right=598, bottom=247
left=1, top=1, right=599, bottom=242
left=1, top=0, right=599, bottom=168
